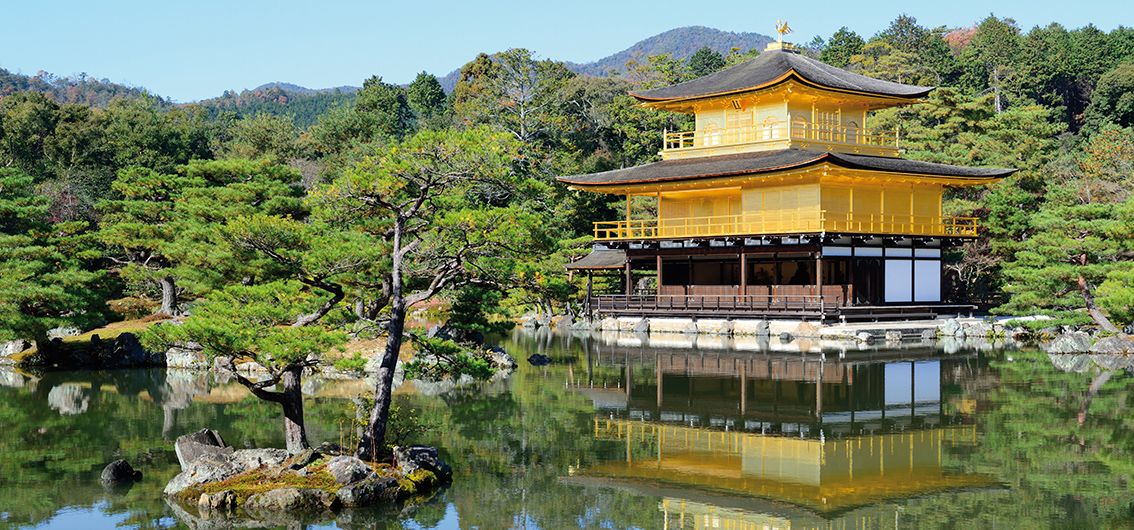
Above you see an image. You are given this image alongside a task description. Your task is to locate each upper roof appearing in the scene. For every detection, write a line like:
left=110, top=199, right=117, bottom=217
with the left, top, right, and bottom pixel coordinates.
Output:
left=558, top=149, right=1015, bottom=188
left=631, top=49, right=934, bottom=103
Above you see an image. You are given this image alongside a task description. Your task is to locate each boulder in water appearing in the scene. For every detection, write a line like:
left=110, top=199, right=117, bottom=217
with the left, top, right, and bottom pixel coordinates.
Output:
left=100, top=459, right=143, bottom=486
left=336, top=476, right=399, bottom=507
left=197, top=490, right=237, bottom=513
left=1045, top=332, right=1093, bottom=354
left=164, top=452, right=245, bottom=496
left=243, top=488, right=339, bottom=514
left=1090, top=335, right=1134, bottom=355
left=326, top=455, right=375, bottom=486
left=175, top=429, right=233, bottom=470
left=527, top=354, right=551, bottom=366
left=394, top=445, right=452, bottom=482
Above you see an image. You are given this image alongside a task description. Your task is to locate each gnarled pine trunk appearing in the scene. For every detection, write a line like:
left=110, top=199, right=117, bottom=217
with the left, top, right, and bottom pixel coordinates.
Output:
left=280, top=366, right=310, bottom=454
left=159, top=276, right=178, bottom=316
left=1078, top=273, right=1120, bottom=333
left=357, top=300, right=405, bottom=462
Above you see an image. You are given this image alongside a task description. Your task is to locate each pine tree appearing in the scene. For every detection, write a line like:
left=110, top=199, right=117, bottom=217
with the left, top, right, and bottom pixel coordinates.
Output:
left=0, top=168, right=103, bottom=349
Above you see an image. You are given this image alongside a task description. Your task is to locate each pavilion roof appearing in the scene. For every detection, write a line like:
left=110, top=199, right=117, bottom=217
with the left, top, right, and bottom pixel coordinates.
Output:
left=557, top=149, right=1015, bottom=188
left=630, top=48, right=933, bottom=103
left=565, top=248, right=627, bottom=270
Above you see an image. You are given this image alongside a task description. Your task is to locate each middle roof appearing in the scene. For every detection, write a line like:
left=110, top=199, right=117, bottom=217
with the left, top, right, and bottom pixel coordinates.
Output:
left=557, top=148, right=1016, bottom=190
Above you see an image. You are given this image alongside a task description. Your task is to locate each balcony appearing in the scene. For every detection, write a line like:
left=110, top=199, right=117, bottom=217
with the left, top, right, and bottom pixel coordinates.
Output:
left=662, top=122, right=898, bottom=159
left=592, top=211, right=978, bottom=240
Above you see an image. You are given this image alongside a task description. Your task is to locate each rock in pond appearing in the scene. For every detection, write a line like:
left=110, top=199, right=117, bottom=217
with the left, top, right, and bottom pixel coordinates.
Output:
left=231, top=448, right=288, bottom=470
left=1090, top=335, right=1134, bottom=355
left=100, top=459, right=143, bottom=485
left=336, top=476, right=399, bottom=507
left=527, top=354, right=551, bottom=366
left=1045, top=331, right=1093, bottom=354
left=326, top=455, right=375, bottom=486
left=394, top=445, right=452, bottom=482
left=197, top=490, right=237, bottom=513
left=486, top=345, right=517, bottom=370
left=164, top=452, right=246, bottom=496
left=244, top=488, right=340, bottom=514
left=175, top=428, right=233, bottom=470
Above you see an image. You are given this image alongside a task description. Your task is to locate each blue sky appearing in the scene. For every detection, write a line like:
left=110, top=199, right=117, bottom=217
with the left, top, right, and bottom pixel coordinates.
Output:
left=2, top=0, right=1131, bottom=102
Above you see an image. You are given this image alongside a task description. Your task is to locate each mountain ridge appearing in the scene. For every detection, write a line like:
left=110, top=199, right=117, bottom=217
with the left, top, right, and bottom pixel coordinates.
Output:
left=1, top=25, right=774, bottom=121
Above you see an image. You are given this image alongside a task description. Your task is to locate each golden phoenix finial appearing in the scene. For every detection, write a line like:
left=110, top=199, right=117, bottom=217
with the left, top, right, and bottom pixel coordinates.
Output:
left=775, top=20, right=793, bottom=43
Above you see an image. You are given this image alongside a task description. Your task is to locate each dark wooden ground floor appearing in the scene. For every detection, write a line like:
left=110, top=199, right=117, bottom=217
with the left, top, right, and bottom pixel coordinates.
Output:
left=575, top=238, right=970, bottom=321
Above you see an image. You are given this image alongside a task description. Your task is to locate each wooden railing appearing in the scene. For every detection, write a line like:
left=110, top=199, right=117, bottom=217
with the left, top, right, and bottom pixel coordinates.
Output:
left=662, top=122, right=897, bottom=154
left=593, top=211, right=978, bottom=240
left=592, top=294, right=828, bottom=314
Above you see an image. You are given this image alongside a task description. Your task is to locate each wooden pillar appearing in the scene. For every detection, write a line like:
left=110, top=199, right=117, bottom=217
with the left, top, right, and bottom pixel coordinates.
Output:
left=816, top=253, right=823, bottom=303
left=586, top=271, right=593, bottom=317
left=624, top=260, right=633, bottom=296
left=656, top=254, right=662, bottom=295
left=739, top=252, right=747, bottom=297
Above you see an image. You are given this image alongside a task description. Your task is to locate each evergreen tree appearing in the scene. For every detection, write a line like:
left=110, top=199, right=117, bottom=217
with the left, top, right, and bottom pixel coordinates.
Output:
left=1085, top=62, right=1134, bottom=130
left=97, top=167, right=202, bottom=315
left=0, top=168, right=103, bottom=349
left=355, top=75, right=413, bottom=139
left=406, top=71, right=448, bottom=124
left=687, top=46, right=726, bottom=78
left=821, top=27, right=865, bottom=67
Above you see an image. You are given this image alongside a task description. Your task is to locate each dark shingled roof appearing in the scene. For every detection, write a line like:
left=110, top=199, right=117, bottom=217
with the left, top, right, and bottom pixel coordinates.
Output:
left=557, top=149, right=1015, bottom=187
left=631, top=49, right=933, bottom=102
left=565, top=249, right=627, bottom=270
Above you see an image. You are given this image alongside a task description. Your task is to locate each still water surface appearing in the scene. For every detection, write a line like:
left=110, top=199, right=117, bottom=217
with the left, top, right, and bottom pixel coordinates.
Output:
left=1, top=330, right=1133, bottom=529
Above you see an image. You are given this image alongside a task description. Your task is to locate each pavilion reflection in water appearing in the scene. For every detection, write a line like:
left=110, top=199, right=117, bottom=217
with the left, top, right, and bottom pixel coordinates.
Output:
left=562, top=333, right=999, bottom=529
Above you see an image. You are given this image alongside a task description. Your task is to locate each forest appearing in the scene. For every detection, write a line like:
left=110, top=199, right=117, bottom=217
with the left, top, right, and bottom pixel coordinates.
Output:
left=2, top=14, right=1134, bottom=455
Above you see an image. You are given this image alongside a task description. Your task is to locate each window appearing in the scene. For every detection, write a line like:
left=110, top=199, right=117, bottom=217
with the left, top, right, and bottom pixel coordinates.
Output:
left=761, top=117, right=780, bottom=140
left=846, top=120, right=859, bottom=144
left=791, top=116, right=808, bottom=139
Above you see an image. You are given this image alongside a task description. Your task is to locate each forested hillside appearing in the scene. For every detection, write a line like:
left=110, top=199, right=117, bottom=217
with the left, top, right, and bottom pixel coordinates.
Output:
left=568, top=25, right=774, bottom=76
left=194, top=84, right=358, bottom=127
left=437, top=25, right=774, bottom=90
left=0, top=67, right=158, bottom=107
left=3, top=15, right=1134, bottom=356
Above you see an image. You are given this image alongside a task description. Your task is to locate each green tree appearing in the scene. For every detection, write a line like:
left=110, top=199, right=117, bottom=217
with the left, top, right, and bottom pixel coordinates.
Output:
left=821, top=27, right=865, bottom=67
left=997, top=129, right=1134, bottom=330
left=355, top=75, right=413, bottom=139
left=99, top=97, right=215, bottom=173
left=146, top=281, right=345, bottom=453
left=311, top=127, right=532, bottom=460
left=97, top=167, right=202, bottom=315
left=223, top=112, right=298, bottom=160
left=958, top=16, right=1023, bottom=113
left=452, top=49, right=576, bottom=154
left=686, top=46, right=726, bottom=78
left=1085, top=62, right=1134, bottom=130
left=0, top=168, right=103, bottom=350
left=406, top=71, right=448, bottom=125
left=0, top=91, right=60, bottom=177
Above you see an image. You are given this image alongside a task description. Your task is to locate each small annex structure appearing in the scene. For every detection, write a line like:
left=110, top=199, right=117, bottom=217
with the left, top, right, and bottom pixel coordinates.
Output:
left=559, top=29, right=1014, bottom=321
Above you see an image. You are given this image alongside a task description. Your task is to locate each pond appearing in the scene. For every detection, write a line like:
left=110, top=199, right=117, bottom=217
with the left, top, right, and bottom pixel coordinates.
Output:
left=1, top=329, right=1133, bottom=529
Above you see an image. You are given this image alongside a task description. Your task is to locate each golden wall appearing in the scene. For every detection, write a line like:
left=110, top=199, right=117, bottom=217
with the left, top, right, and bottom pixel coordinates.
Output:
left=654, top=180, right=945, bottom=237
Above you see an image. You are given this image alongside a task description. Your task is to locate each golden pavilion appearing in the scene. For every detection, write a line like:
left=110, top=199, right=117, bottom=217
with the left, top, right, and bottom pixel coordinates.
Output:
left=559, top=37, right=1014, bottom=321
